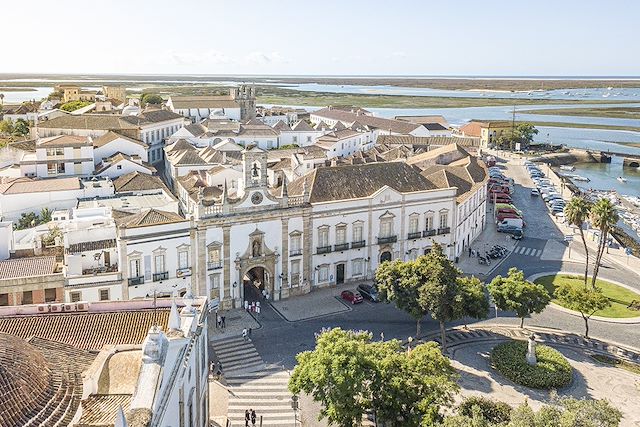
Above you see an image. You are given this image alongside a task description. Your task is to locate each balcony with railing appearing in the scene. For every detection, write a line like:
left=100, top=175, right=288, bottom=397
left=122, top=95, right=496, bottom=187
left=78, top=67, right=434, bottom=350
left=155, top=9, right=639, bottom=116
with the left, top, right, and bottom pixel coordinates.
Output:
left=423, top=229, right=436, bottom=237
left=207, top=261, right=222, bottom=270
left=334, top=243, right=350, bottom=251
left=377, top=235, right=397, bottom=245
left=351, top=240, right=366, bottom=249
left=316, top=245, right=332, bottom=254
left=153, top=271, right=169, bottom=281
left=289, top=249, right=303, bottom=257
left=437, top=227, right=451, bottom=235
left=407, top=231, right=422, bottom=240
left=128, top=276, right=145, bottom=286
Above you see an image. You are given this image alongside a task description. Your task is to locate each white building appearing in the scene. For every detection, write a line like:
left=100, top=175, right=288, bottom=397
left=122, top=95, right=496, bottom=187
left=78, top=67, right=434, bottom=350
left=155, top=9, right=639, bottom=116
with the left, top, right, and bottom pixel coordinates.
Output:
left=36, top=110, right=185, bottom=165
left=315, top=128, right=375, bottom=159
left=276, top=120, right=328, bottom=147
left=30, top=135, right=95, bottom=178
left=93, top=131, right=149, bottom=163
left=167, top=85, right=256, bottom=122
left=310, top=107, right=431, bottom=140
left=0, top=176, right=114, bottom=221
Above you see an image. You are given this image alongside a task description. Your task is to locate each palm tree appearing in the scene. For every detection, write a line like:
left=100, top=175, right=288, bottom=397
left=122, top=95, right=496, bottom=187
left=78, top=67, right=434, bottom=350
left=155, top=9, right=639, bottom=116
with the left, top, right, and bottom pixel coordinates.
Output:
left=564, top=197, right=592, bottom=287
left=0, top=93, right=4, bottom=110
left=590, top=199, right=619, bottom=288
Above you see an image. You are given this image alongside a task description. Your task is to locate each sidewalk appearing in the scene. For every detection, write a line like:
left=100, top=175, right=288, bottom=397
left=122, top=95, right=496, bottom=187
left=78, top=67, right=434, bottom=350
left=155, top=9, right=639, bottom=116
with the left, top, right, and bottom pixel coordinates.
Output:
left=457, top=219, right=518, bottom=279
left=209, top=308, right=261, bottom=341
left=270, top=282, right=365, bottom=321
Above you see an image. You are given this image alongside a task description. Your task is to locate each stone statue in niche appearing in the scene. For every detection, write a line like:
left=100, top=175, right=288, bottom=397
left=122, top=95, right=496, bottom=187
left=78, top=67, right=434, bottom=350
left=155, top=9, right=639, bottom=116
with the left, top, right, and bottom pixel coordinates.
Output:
left=252, top=240, right=261, bottom=257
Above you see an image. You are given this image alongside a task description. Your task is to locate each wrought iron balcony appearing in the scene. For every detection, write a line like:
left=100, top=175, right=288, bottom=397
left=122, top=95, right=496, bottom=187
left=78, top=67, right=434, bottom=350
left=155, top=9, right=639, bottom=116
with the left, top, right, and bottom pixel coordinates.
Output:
left=207, top=262, right=222, bottom=270
left=153, top=272, right=169, bottom=281
left=437, top=227, right=451, bottom=235
left=351, top=240, right=366, bottom=249
left=289, top=249, right=303, bottom=257
left=334, top=243, right=350, bottom=251
left=377, top=235, right=397, bottom=245
left=423, top=229, right=436, bottom=237
left=407, top=231, right=422, bottom=240
left=128, top=276, right=145, bottom=286
left=316, top=245, right=332, bottom=254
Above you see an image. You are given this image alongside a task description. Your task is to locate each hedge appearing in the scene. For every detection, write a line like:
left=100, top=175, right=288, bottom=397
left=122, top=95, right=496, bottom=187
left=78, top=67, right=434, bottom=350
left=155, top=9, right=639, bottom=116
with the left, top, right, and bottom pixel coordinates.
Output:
left=458, top=396, right=512, bottom=423
left=490, top=340, right=573, bottom=389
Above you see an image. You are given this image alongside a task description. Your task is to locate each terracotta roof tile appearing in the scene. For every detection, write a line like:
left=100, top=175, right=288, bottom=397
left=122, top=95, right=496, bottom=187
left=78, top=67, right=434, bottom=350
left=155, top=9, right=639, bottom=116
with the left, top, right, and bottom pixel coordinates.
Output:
left=0, top=256, right=56, bottom=279
left=0, top=309, right=170, bottom=351
left=116, top=209, right=186, bottom=228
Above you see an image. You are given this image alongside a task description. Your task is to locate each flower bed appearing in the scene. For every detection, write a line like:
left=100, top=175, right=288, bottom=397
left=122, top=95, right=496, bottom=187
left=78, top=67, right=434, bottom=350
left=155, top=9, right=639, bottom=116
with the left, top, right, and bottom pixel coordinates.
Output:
left=490, top=340, right=573, bottom=389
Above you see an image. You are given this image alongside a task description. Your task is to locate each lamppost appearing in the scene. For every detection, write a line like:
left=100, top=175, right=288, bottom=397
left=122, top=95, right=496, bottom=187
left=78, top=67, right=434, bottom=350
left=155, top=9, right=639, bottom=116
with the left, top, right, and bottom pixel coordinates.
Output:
left=291, top=395, right=300, bottom=427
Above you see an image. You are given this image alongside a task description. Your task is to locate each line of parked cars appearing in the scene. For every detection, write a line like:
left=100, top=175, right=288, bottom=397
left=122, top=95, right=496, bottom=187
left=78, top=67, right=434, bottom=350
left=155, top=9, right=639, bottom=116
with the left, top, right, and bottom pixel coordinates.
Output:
left=525, top=161, right=566, bottom=220
left=340, top=283, right=380, bottom=305
left=488, top=165, right=524, bottom=240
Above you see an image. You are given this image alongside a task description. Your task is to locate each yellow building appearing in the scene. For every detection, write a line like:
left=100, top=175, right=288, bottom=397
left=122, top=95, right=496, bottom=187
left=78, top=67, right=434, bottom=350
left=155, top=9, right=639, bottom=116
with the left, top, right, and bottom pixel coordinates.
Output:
left=459, top=120, right=512, bottom=149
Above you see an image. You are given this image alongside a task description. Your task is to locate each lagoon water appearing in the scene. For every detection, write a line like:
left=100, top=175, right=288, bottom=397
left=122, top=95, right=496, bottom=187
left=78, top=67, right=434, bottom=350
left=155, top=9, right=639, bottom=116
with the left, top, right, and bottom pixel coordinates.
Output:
left=570, top=157, right=640, bottom=194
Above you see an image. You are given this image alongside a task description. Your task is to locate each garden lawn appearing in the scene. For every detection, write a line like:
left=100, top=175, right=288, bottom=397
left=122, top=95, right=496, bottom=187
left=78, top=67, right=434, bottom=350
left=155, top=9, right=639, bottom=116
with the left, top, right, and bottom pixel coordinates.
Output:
left=535, top=274, right=640, bottom=318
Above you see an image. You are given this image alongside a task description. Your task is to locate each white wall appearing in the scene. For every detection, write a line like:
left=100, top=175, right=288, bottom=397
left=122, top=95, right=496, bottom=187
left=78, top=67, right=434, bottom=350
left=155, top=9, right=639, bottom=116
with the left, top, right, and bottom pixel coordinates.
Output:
left=97, top=159, right=153, bottom=179
left=94, top=137, right=149, bottom=164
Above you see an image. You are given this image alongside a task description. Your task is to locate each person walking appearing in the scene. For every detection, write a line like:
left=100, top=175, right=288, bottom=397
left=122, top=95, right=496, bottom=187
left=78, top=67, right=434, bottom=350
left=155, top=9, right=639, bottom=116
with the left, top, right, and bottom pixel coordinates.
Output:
left=245, top=410, right=250, bottom=427
left=216, top=313, right=221, bottom=328
left=468, top=246, right=472, bottom=257
left=242, top=328, right=248, bottom=341
left=248, top=327, right=252, bottom=337
left=221, top=315, right=226, bottom=328
left=251, top=409, right=256, bottom=427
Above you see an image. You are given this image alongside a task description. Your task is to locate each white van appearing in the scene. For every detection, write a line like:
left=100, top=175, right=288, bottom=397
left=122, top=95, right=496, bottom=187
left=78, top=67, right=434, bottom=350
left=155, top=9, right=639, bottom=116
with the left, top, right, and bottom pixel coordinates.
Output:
left=497, top=218, right=524, bottom=229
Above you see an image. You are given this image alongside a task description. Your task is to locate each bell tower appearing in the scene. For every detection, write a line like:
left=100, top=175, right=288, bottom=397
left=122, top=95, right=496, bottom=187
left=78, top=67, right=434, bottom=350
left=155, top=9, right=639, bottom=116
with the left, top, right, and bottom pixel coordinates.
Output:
left=236, top=84, right=256, bottom=121
left=242, top=146, right=268, bottom=190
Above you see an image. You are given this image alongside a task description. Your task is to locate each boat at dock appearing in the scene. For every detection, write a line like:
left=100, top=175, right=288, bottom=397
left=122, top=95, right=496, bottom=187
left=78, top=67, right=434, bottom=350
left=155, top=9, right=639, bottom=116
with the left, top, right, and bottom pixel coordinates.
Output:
left=617, top=176, right=627, bottom=183
left=566, top=174, right=590, bottom=182
left=560, top=165, right=575, bottom=171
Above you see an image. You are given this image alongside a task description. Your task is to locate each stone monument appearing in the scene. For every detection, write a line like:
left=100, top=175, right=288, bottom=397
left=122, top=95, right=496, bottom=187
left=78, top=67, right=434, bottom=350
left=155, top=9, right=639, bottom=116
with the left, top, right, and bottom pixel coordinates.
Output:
left=526, top=333, right=537, bottom=365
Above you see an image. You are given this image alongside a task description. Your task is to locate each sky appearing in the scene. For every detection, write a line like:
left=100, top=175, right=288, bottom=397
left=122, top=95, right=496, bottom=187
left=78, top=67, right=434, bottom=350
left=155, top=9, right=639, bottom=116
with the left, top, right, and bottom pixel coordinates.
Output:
left=2, top=0, right=639, bottom=76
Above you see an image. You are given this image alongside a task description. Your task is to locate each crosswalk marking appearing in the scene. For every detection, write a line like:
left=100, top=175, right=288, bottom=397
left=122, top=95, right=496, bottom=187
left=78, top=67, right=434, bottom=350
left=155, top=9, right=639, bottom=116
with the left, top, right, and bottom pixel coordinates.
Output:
left=213, top=337, right=297, bottom=427
left=514, top=246, right=542, bottom=257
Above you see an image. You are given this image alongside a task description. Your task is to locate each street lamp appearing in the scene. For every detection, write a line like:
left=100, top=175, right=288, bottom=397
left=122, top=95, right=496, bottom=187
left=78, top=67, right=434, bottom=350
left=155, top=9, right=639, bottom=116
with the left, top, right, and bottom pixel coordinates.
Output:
left=291, top=395, right=299, bottom=427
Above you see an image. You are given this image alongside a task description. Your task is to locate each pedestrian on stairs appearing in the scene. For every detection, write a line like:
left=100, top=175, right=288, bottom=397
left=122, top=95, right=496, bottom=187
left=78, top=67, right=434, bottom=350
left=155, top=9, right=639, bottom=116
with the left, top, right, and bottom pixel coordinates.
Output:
left=242, top=328, right=248, bottom=341
left=251, top=409, right=256, bottom=427
left=245, top=410, right=250, bottom=427
left=221, top=315, right=226, bottom=328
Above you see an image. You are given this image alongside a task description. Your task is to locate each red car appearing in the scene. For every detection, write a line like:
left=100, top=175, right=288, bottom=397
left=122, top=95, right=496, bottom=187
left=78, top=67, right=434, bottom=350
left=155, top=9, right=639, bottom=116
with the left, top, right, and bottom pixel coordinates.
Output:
left=341, top=290, right=363, bottom=304
left=497, top=208, right=520, bottom=216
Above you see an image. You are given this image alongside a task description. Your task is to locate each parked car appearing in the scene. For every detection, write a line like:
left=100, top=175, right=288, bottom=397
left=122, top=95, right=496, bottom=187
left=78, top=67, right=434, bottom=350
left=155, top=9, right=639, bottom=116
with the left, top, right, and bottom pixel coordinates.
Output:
left=495, top=204, right=521, bottom=214
left=340, top=290, right=363, bottom=304
left=497, top=213, right=522, bottom=223
left=510, top=229, right=524, bottom=240
left=497, top=224, right=523, bottom=235
left=498, top=218, right=524, bottom=229
left=357, top=284, right=379, bottom=302
left=531, top=188, right=540, bottom=196
left=497, top=208, right=522, bottom=217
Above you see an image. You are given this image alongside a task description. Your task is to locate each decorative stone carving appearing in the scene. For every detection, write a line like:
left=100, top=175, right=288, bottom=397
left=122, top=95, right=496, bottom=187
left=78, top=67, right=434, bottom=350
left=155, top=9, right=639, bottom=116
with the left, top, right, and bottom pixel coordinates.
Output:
left=526, top=333, right=537, bottom=365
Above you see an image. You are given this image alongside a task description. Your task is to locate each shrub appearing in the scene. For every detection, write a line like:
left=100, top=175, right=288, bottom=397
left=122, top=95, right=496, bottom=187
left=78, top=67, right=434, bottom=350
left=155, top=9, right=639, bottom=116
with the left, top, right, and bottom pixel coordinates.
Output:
left=458, top=396, right=511, bottom=423
left=490, top=340, right=572, bottom=389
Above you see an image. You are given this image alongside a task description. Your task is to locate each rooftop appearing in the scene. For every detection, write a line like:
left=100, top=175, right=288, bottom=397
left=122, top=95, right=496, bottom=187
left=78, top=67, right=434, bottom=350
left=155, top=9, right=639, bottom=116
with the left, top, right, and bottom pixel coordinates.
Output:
left=113, top=171, right=172, bottom=194
left=0, top=256, right=57, bottom=280
left=312, top=107, right=422, bottom=134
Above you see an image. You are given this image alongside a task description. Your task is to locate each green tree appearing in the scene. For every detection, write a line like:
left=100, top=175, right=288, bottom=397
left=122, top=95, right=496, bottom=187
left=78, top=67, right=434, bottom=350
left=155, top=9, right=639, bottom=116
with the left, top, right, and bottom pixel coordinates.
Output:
left=497, top=123, right=539, bottom=150
left=488, top=268, right=551, bottom=328
left=590, top=199, right=619, bottom=288
left=47, top=90, right=64, bottom=100
left=376, top=258, right=428, bottom=337
left=40, top=207, right=52, bottom=223
left=0, top=119, right=13, bottom=135
left=289, top=328, right=373, bottom=427
left=377, top=244, right=488, bottom=351
left=15, top=211, right=39, bottom=230
left=12, top=119, right=30, bottom=136
left=369, top=340, right=458, bottom=426
left=60, top=100, right=92, bottom=112
left=140, top=93, right=163, bottom=105
left=554, top=283, right=610, bottom=338
left=456, top=276, right=490, bottom=328
left=564, top=197, right=593, bottom=287
left=289, top=328, right=459, bottom=427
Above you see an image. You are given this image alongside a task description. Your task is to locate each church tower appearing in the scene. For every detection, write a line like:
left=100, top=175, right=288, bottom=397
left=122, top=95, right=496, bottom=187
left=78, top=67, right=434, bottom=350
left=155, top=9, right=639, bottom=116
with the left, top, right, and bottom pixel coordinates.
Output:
left=236, top=84, right=256, bottom=121
left=241, top=146, right=268, bottom=192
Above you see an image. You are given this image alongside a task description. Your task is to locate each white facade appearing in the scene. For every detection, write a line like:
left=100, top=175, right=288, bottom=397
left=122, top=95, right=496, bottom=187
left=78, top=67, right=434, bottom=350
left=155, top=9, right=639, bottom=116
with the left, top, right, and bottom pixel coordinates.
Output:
left=93, top=135, right=149, bottom=164
left=454, top=184, right=488, bottom=257
left=97, top=157, right=154, bottom=179
left=32, top=144, right=95, bottom=178
left=0, top=177, right=114, bottom=221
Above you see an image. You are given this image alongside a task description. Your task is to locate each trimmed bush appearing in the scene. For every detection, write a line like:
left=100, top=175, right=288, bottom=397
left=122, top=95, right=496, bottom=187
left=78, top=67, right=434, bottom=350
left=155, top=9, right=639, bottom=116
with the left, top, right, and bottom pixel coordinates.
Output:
left=490, top=340, right=573, bottom=389
left=458, top=396, right=512, bottom=423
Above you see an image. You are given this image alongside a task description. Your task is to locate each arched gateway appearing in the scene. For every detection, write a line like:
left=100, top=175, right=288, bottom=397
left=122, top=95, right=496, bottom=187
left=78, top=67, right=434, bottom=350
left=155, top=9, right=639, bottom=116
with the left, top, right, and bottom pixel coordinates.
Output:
left=234, top=228, right=278, bottom=304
